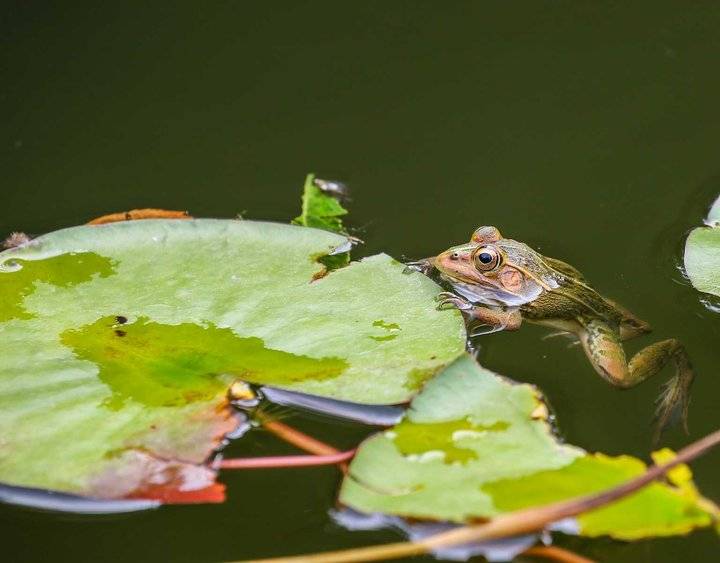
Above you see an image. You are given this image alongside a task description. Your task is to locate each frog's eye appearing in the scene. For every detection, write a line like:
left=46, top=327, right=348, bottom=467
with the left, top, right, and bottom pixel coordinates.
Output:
left=473, top=246, right=501, bottom=271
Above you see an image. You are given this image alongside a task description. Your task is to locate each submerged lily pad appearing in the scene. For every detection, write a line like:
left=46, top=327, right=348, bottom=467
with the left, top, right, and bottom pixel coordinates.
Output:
left=0, top=219, right=464, bottom=501
left=340, top=355, right=718, bottom=540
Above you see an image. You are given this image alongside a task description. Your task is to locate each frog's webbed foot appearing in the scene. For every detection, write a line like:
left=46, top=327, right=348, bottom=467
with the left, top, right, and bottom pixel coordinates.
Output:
left=653, top=360, right=694, bottom=443
left=579, top=320, right=694, bottom=443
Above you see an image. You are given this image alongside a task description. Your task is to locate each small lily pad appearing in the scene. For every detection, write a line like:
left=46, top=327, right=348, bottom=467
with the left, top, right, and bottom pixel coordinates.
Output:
left=0, top=219, right=465, bottom=502
left=684, top=195, right=720, bottom=298
left=340, top=355, right=718, bottom=540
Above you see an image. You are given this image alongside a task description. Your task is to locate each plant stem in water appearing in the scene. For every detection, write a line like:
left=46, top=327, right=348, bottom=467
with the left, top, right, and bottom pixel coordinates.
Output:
left=219, top=450, right=356, bottom=470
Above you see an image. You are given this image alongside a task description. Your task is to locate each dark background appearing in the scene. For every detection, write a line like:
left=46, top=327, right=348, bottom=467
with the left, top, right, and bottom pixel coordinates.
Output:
left=2, top=2, right=719, bottom=562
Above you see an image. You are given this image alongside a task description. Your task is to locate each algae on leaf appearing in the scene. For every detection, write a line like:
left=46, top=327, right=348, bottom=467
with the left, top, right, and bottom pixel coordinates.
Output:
left=0, top=219, right=465, bottom=502
left=0, top=252, right=115, bottom=322
left=340, top=355, right=718, bottom=540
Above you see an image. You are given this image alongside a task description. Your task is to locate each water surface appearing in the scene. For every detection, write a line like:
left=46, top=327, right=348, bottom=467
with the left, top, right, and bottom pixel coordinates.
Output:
left=2, top=2, right=719, bottom=562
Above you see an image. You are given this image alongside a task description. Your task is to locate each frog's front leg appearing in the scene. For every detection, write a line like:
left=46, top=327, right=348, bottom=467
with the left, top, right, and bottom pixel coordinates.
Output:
left=436, top=292, right=522, bottom=331
left=579, top=319, right=694, bottom=440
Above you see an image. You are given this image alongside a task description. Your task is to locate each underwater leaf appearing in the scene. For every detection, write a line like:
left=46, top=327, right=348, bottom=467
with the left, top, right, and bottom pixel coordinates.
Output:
left=293, top=173, right=349, bottom=233
left=0, top=219, right=465, bottom=502
left=684, top=195, right=720, bottom=298
left=339, top=355, right=718, bottom=540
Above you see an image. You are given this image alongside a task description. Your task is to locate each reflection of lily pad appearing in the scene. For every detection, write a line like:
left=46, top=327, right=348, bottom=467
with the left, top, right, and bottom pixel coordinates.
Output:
left=0, top=219, right=465, bottom=502
left=707, top=195, right=720, bottom=225
left=340, top=355, right=718, bottom=540
left=684, top=195, right=720, bottom=298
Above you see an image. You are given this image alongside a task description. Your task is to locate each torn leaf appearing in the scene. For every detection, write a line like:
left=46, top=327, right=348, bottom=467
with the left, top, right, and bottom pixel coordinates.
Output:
left=293, top=173, right=349, bottom=234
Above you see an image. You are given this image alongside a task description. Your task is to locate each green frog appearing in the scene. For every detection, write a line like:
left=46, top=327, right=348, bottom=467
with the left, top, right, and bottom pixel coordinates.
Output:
left=429, top=225, right=693, bottom=439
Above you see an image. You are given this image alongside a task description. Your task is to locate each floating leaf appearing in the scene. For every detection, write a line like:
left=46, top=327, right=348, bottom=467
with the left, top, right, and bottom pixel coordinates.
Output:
left=684, top=195, right=720, bottom=298
left=340, top=355, right=718, bottom=540
left=293, top=173, right=349, bottom=234
left=0, top=219, right=465, bottom=502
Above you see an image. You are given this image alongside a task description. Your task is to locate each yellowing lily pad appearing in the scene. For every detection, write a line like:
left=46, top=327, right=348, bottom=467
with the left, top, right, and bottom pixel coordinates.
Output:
left=0, top=219, right=465, bottom=503
left=339, top=355, right=718, bottom=539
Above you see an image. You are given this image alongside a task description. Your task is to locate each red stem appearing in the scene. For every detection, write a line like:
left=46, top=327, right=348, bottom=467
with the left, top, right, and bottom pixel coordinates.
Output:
left=219, top=449, right=356, bottom=469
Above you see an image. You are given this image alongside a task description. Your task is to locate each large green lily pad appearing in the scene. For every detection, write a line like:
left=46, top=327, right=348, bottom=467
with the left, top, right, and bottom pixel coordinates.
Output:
left=340, top=355, right=718, bottom=540
left=0, top=219, right=465, bottom=501
left=684, top=195, right=720, bottom=298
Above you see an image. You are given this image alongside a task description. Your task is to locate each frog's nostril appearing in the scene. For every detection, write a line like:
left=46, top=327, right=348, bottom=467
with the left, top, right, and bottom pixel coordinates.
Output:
left=450, top=253, right=459, bottom=260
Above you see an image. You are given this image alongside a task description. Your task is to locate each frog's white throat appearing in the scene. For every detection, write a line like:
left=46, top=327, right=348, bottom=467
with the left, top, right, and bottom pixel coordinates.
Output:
left=449, top=280, right=541, bottom=308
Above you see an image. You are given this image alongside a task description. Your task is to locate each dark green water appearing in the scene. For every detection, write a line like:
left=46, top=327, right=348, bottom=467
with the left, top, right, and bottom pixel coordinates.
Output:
left=2, top=2, right=719, bottom=561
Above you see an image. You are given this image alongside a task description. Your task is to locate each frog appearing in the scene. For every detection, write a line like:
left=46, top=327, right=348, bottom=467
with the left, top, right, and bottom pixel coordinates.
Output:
left=429, top=225, right=694, bottom=439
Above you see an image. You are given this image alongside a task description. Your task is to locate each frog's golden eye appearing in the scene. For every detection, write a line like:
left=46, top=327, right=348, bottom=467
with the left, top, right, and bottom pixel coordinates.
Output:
left=473, top=246, right=501, bottom=271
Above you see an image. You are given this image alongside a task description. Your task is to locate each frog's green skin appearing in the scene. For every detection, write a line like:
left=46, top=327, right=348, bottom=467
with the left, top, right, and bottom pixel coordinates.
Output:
left=433, top=226, right=694, bottom=439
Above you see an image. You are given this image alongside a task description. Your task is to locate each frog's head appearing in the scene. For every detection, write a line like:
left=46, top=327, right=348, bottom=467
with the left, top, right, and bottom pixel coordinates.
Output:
left=433, top=226, right=556, bottom=307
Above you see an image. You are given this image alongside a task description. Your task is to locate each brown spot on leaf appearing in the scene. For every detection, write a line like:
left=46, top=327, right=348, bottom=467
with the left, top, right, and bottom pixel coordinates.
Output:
left=311, top=266, right=329, bottom=282
left=86, top=399, right=242, bottom=504
left=91, top=448, right=225, bottom=504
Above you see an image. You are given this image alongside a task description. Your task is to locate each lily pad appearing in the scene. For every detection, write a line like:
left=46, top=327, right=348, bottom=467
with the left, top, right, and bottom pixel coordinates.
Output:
left=0, top=219, right=465, bottom=501
left=684, top=195, right=720, bottom=298
left=340, top=355, right=718, bottom=540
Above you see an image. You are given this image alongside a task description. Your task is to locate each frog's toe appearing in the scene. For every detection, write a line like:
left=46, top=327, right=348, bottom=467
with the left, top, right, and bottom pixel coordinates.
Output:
left=652, top=369, right=694, bottom=442
left=436, top=294, right=472, bottom=311
left=404, top=257, right=435, bottom=275
left=436, top=299, right=456, bottom=311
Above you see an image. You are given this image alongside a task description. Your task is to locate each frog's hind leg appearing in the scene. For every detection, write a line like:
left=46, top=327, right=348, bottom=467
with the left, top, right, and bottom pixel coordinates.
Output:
left=603, top=298, right=652, bottom=341
left=579, top=319, right=694, bottom=440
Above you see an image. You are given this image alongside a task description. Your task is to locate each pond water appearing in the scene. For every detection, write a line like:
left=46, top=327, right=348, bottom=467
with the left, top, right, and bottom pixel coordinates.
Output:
left=2, top=2, right=719, bottom=562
